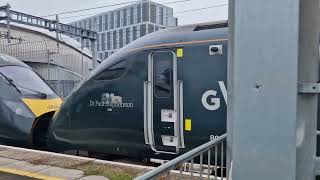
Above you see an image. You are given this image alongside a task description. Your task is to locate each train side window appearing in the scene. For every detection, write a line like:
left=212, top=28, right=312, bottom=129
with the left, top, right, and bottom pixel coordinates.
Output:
left=153, top=52, right=173, bottom=98
left=95, top=60, right=127, bottom=81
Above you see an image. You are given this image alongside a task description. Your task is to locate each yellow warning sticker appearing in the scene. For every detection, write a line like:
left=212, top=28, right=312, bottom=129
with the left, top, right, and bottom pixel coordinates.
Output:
left=185, top=119, right=192, bottom=131
left=177, top=48, right=183, bottom=58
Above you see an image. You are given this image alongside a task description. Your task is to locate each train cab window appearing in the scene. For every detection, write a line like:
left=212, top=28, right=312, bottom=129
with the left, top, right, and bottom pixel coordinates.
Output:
left=153, top=52, right=173, bottom=98
left=0, top=66, right=57, bottom=98
left=95, top=60, right=127, bottom=81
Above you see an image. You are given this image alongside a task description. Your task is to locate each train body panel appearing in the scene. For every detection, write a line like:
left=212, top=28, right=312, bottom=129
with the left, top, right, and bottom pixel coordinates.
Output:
left=0, top=53, right=62, bottom=148
left=49, top=22, right=228, bottom=159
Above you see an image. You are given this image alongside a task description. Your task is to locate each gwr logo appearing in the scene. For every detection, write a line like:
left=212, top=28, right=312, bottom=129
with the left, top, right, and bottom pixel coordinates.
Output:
left=202, top=81, right=227, bottom=111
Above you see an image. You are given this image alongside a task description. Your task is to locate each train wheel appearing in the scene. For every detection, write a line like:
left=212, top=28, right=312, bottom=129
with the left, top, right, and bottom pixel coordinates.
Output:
left=32, top=112, right=54, bottom=150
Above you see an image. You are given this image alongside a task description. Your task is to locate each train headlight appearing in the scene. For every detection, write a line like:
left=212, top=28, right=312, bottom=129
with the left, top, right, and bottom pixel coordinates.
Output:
left=3, top=100, right=35, bottom=118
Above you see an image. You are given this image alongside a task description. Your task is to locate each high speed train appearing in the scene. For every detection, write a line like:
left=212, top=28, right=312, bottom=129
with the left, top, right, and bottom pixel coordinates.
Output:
left=0, top=53, right=62, bottom=149
left=48, top=21, right=228, bottom=159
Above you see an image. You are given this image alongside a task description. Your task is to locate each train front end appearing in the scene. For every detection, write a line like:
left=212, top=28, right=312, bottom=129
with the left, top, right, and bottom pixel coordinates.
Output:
left=0, top=54, right=62, bottom=148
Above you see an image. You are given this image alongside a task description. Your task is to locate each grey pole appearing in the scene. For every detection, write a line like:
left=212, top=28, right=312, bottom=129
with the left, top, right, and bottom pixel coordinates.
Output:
left=91, top=39, right=97, bottom=69
left=227, top=0, right=319, bottom=179
left=55, top=15, right=60, bottom=49
left=296, top=0, right=319, bottom=179
left=5, top=3, right=11, bottom=44
left=55, top=14, right=62, bottom=96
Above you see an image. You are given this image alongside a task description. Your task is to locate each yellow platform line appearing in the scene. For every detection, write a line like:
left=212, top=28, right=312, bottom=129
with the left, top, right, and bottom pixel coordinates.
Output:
left=0, top=166, right=65, bottom=180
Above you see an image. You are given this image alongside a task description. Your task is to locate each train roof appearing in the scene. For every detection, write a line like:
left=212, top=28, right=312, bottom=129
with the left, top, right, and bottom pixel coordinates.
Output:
left=122, top=21, right=228, bottom=52
left=0, top=53, right=30, bottom=68
left=89, top=21, right=228, bottom=78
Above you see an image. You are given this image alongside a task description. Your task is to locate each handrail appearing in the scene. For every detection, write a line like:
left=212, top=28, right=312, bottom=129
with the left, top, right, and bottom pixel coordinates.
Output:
left=134, top=133, right=227, bottom=180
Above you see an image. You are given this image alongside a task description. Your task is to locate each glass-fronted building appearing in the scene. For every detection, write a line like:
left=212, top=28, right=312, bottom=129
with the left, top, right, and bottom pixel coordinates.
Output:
left=69, top=0, right=178, bottom=61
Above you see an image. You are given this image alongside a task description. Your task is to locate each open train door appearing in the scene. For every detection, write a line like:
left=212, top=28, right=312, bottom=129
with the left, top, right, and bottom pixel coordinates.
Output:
left=144, top=49, right=185, bottom=154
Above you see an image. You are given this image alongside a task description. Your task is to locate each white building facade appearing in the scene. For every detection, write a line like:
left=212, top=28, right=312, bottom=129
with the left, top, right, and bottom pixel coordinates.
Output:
left=69, top=0, right=178, bottom=61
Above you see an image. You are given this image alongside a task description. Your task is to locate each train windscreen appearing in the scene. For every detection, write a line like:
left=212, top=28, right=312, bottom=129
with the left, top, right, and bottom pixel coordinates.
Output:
left=0, top=66, right=58, bottom=99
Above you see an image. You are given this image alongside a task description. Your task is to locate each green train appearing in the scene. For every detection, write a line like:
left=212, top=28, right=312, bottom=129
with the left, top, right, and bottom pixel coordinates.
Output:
left=48, top=21, right=228, bottom=160
left=0, top=53, right=62, bottom=149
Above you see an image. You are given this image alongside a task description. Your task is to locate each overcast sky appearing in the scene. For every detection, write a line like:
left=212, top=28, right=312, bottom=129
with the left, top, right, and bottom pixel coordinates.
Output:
left=3, top=0, right=228, bottom=25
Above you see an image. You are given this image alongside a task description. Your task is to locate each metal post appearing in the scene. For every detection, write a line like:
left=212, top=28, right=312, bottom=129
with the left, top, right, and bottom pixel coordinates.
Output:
left=55, top=14, right=60, bottom=49
left=296, top=0, right=320, bottom=179
left=55, top=14, right=62, bottom=96
left=226, top=1, right=234, bottom=179
left=91, top=39, right=97, bottom=69
left=227, top=0, right=319, bottom=179
left=81, top=42, right=84, bottom=79
left=47, top=49, right=50, bottom=82
left=5, top=3, right=11, bottom=43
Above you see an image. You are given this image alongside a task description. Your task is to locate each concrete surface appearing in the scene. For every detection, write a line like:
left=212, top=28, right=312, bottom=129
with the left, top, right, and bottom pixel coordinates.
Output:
left=38, top=166, right=84, bottom=179
left=0, top=145, right=153, bottom=180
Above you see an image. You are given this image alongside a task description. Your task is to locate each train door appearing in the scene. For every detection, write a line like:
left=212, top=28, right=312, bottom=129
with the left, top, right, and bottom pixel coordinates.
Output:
left=144, top=50, right=185, bottom=154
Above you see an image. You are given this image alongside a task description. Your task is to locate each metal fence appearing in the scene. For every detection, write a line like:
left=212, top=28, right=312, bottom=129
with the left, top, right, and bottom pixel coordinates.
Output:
left=135, top=133, right=227, bottom=180
left=48, top=80, right=80, bottom=98
left=0, top=23, right=92, bottom=97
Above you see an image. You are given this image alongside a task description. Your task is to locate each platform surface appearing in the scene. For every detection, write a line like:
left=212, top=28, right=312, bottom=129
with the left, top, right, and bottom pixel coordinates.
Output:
left=0, top=145, right=152, bottom=180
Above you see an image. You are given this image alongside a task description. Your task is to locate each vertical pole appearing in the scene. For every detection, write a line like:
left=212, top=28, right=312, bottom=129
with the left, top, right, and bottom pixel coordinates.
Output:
left=47, top=49, right=50, bottom=83
left=55, top=14, right=62, bottom=96
left=227, top=0, right=309, bottom=180
left=55, top=14, right=60, bottom=49
left=5, top=3, right=11, bottom=44
left=91, top=39, right=97, bottom=69
left=81, top=42, right=84, bottom=79
left=296, top=0, right=320, bottom=179
left=226, top=0, right=234, bottom=179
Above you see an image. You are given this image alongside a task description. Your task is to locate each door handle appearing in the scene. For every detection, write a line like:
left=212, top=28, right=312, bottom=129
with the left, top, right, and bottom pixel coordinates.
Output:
left=144, top=81, right=151, bottom=145
left=178, top=80, right=185, bottom=148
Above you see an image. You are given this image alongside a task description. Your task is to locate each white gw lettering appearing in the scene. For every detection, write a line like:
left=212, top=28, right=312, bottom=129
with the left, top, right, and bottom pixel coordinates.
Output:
left=202, top=81, right=227, bottom=111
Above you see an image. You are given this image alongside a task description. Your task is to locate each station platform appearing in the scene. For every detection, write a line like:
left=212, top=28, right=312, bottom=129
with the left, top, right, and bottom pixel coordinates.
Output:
left=0, top=145, right=153, bottom=180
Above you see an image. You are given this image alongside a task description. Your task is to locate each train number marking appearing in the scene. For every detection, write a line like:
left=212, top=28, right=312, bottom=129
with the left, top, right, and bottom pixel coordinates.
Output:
left=210, top=135, right=219, bottom=141
left=202, top=81, right=227, bottom=111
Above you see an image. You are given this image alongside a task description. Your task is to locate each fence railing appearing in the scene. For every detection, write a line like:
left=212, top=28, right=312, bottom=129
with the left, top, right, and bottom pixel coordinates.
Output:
left=135, top=133, right=227, bottom=180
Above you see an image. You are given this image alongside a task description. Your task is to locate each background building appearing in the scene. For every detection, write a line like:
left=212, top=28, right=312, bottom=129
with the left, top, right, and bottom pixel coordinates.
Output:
left=69, top=0, right=178, bottom=61
left=0, top=23, right=92, bottom=97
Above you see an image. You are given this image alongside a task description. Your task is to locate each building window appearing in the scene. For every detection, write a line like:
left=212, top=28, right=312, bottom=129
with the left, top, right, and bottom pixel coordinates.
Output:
left=160, top=7, right=164, bottom=25
left=97, top=34, right=100, bottom=51
left=155, top=26, right=160, bottom=31
left=84, top=20, right=87, bottom=29
left=140, top=24, right=147, bottom=37
left=150, top=4, right=156, bottom=23
left=137, top=4, right=142, bottom=23
left=107, top=32, right=111, bottom=50
left=99, top=16, right=103, bottom=32
left=133, top=26, right=137, bottom=40
left=126, top=27, right=130, bottom=44
left=148, top=24, right=154, bottom=33
left=113, top=30, right=117, bottom=49
left=104, top=14, right=109, bottom=30
left=93, top=17, right=97, bottom=31
left=101, top=33, right=106, bottom=51
left=130, top=7, right=134, bottom=25
left=142, top=2, right=149, bottom=22
left=106, top=52, right=109, bottom=58
left=110, top=12, right=114, bottom=29
left=119, top=29, right=124, bottom=48
left=117, top=10, right=121, bottom=28
left=123, top=9, right=127, bottom=26
left=88, top=18, right=92, bottom=30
